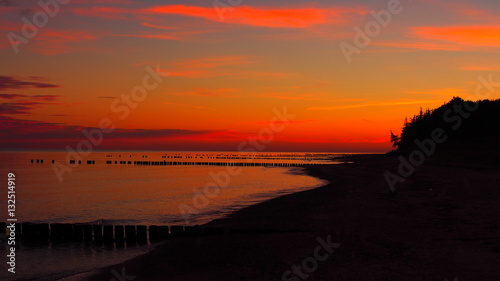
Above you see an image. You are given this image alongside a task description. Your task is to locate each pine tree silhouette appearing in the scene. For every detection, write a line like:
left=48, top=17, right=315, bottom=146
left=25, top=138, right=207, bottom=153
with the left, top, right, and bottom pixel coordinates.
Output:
left=390, top=97, right=500, bottom=152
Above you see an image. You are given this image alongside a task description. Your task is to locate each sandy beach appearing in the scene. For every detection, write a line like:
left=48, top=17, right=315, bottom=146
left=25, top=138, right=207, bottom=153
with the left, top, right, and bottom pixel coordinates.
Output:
left=3, top=1, right=499, bottom=279
left=75, top=154, right=500, bottom=281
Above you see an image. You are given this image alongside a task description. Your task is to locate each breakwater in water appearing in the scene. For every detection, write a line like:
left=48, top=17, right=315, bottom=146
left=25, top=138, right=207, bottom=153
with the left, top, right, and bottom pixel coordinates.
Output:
left=0, top=222, right=281, bottom=246
left=31, top=159, right=327, bottom=167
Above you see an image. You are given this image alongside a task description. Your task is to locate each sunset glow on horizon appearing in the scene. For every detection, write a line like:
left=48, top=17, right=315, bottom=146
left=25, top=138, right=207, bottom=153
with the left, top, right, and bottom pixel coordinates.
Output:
left=1, top=0, right=498, bottom=152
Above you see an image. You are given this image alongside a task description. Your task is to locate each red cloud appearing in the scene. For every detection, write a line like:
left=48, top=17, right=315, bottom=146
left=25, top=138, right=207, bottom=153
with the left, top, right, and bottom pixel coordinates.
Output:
left=242, top=119, right=315, bottom=125
left=422, top=1, right=499, bottom=24
left=372, top=42, right=462, bottom=51
left=73, top=4, right=366, bottom=28
left=34, top=30, right=98, bottom=55
left=412, top=26, right=500, bottom=47
left=169, top=88, right=238, bottom=97
left=342, top=138, right=389, bottom=144
left=120, top=33, right=180, bottom=40
left=374, top=26, right=500, bottom=52
left=0, top=115, right=257, bottom=150
left=0, top=28, right=99, bottom=55
left=158, top=57, right=301, bottom=79
left=140, top=22, right=180, bottom=30
left=148, top=5, right=317, bottom=28
left=71, top=6, right=133, bottom=20
left=242, top=72, right=299, bottom=79
left=148, top=5, right=366, bottom=28
left=0, top=76, right=59, bottom=90
left=166, top=71, right=209, bottom=78
left=262, top=94, right=320, bottom=100
left=172, top=56, right=254, bottom=68
left=62, top=4, right=367, bottom=46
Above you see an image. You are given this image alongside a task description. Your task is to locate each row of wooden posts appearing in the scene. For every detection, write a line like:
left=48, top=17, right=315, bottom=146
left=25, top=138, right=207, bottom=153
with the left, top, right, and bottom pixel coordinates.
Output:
left=127, top=161, right=319, bottom=167
left=31, top=159, right=322, bottom=167
left=31, top=159, right=96, bottom=164
left=0, top=222, right=225, bottom=245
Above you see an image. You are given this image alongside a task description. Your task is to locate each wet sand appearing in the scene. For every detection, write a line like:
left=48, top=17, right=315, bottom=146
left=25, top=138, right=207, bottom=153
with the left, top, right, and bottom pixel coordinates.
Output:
left=78, top=154, right=500, bottom=281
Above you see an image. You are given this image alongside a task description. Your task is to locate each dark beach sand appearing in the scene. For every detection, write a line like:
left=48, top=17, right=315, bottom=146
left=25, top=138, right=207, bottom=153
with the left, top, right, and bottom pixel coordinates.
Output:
left=80, top=154, right=500, bottom=281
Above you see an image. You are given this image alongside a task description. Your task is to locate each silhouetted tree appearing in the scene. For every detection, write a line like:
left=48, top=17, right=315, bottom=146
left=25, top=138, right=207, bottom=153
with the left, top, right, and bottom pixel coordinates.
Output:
left=390, top=97, right=500, bottom=152
left=390, top=130, right=400, bottom=148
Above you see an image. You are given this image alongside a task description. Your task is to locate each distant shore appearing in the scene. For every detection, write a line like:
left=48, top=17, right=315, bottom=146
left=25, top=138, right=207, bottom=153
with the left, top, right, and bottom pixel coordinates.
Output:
left=70, top=154, right=500, bottom=281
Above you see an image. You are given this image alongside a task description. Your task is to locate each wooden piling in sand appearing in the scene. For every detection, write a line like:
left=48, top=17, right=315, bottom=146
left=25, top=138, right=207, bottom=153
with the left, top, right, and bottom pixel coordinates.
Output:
left=148, top=225, right=160, bottom=242
left=21, top=223, right=36, bottom=241
left=38, top=223, right=50, bottom=242
left=21, top=222, right=50, bottom=243
left=170, top=225, right=184, bottom=237
left=15, top=223, right=231, bottom=245
left=50, top=223, right=63, bottom=242
left=115, top=225, right=125, bottom=245
left=50, top=223, right=73, bottom=242
left=136, top=225, right=147, bottom=244
left=103, top=225, right=114, bottom=244
left=125, top=225, right=136, bottom=244
left=73, top=224, right=84, bottom=241
left=184, top=225, right=202, bottom=236
left=93, top=225, right=103, bottom=243
left=83, top=224, right=93, bottom=241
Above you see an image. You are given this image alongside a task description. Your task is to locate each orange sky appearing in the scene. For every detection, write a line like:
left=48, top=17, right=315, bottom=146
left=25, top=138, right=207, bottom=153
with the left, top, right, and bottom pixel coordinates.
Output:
left=0, top=0, right=499, bottom=152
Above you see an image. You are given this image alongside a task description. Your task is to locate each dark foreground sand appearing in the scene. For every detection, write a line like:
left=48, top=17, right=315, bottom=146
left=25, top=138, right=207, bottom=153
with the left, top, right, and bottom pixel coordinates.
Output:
left=81, top=154, right=500, bottom=281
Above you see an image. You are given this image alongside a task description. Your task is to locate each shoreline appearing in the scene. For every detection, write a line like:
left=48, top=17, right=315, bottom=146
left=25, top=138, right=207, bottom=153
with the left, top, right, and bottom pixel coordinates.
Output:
left=46, top=163, right=334, bottom=281
left=60, top=154, right=500, bottom=280
left=7, top=162, right=329, bottom=281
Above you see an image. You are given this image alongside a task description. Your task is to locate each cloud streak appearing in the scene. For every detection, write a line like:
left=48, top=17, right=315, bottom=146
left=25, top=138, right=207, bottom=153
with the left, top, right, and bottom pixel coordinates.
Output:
left=164, top=102, right=215, bottom=110
left=0, top=116, right=246, bottom=150
left=412, top=26, right=500, bottom=48
left=405, top=88, right=468, bottom=96
left=308, top=100, right=438, bottom=111
left=71, top=4, right=367, bottom=28
left=169, top=88, right=238, bottom=97
left=0, top=76, right=59, bottom=90
left=148, top=5, right=366, bottom=28
left=376, top=25, right=500, bottom=52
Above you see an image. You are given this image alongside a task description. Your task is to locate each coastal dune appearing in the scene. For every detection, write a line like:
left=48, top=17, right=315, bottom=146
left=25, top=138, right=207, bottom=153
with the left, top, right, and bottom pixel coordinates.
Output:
left=84, top=154, right=500, bottom=281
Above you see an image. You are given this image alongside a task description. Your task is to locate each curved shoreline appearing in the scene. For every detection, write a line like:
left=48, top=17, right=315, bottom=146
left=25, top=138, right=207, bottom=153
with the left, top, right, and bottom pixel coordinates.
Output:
left=48, top=164, right=335, bottom=281
left=58, top=154, right=500, bottom=280
left=35, top=164, right=330, bottom=281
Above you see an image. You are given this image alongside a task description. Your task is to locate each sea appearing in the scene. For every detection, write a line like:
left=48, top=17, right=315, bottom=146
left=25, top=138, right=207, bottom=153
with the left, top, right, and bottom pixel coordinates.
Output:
left=0, top=151, right=348, bottom=280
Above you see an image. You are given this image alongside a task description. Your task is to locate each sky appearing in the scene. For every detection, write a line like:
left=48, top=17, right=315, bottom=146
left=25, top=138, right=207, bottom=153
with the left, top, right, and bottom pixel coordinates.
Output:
left=0, top=0, right=499, bottom=152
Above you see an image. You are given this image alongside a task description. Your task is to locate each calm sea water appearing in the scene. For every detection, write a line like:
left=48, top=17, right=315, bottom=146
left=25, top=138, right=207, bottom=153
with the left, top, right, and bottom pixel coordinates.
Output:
left=0, top=151, right=344, bottom=280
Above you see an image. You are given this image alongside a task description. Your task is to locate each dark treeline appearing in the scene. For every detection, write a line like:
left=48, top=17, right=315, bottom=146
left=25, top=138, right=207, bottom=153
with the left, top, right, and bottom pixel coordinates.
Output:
left=390, top=97, right=500, bottom=152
